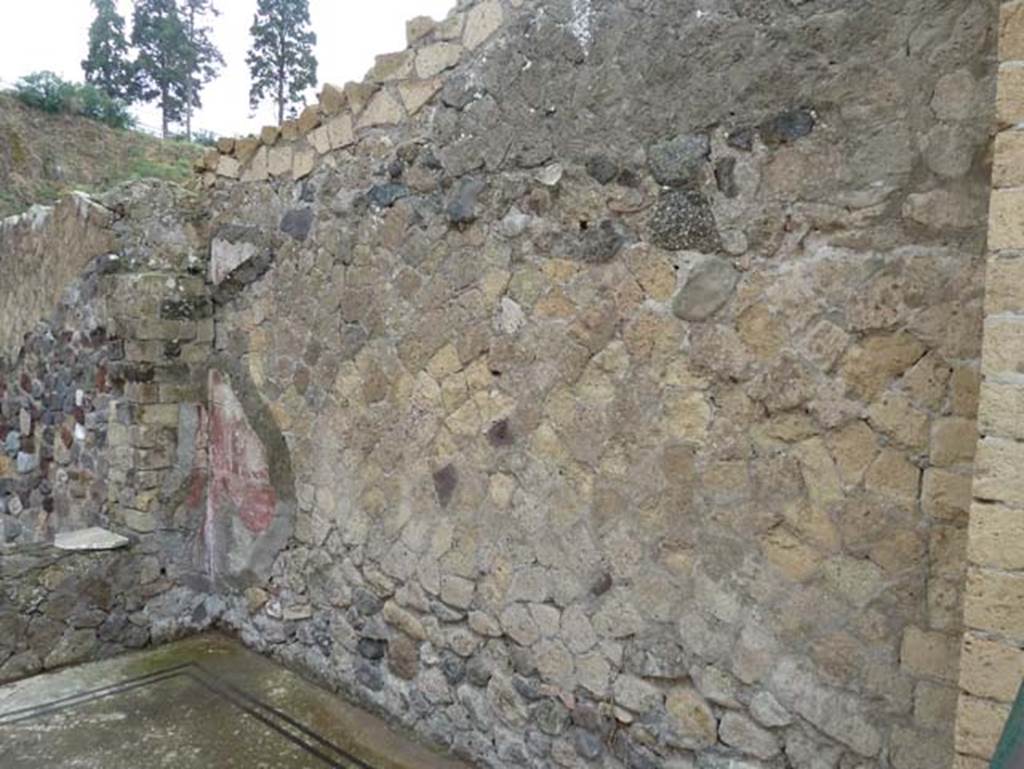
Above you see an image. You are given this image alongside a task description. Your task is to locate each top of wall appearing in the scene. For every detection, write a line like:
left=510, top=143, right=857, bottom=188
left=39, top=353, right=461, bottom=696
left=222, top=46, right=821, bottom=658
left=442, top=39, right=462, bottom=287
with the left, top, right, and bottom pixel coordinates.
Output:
left=0, top=193, right=115, bottom=362
left=197, top=0, right=510, bottom=186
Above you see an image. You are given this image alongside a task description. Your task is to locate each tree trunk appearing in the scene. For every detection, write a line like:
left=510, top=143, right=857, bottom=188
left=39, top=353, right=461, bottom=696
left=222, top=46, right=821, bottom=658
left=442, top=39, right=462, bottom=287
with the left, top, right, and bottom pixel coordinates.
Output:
left=161, top=84, right=169, bottom=139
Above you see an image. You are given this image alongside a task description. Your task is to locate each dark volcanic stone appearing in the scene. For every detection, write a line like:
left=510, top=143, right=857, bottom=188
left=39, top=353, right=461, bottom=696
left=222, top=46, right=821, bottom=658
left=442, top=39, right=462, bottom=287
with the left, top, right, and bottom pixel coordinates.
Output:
left=366, top=183, right=409, bottom=209
left=715, top=157, right=739, bottom=198
left=446, top=178, right=486, bottom=224
left=466, top=654, right=493, bottom=687
left=726, top=127, right=754, bottom=152
left=586, top=155, right=619, bottom=185
left=533, top=700, right=570, bottom=736
left=352, top=587, right=382, bottom=616
left=433, top=464, right=458, bottom=507
left=356, top=662, right=385, bottom=690
left=760, top=108, right=815, bottom=147
left=575, top=730, right=604, bottom=761
left=441, top=652, right=466, bottom=685
left=581, top=219, right=629, bottom=263
left=647, top=133, right=710, bottom=187
left=487, top=418, right=513, bottom=447
left=357, top=637, right=387, bottom=660
left=648, top=190, right=721, bottom=252
left=280, top=207, right=314, bottom=241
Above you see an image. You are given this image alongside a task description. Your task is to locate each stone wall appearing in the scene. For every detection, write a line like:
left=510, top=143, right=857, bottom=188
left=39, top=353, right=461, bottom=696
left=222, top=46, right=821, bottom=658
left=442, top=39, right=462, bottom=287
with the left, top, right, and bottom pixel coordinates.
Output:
left=0, top=182, right=211, bottom=546
left=0, top=540, right=218, bottom=684
left=0, top=193, right=115, bottom=362
left=956, top=1, right=1024, bottom=765
left=191, top=1, right=999, bottom=768
left=0, top=1, right=1011, bottom=767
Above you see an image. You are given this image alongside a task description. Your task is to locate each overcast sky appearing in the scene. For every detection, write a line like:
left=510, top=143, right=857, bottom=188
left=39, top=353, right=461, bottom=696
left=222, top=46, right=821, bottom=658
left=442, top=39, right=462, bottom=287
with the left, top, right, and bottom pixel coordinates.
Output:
left=0, top=1, right=455, bottom=138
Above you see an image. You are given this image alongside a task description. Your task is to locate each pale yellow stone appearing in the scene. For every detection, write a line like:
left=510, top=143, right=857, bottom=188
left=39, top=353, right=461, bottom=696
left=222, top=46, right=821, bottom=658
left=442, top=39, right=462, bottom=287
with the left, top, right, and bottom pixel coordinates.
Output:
left=541, top=259, right=578, bottom=283
left=398, top=78, right=442, bottom=116
left=997, top=65, right=1024, bottom=127
left=280, top=119, right=299, bottom=141
left=867, top=392, right=928, bottom=451
left=268, top=144, right=293, bottom=177
left=406, top=15, right=436, bottom=45
left=828, top=420, right=878, bottom=486
left=626, top=246, right=676, bottom=301
left=795, top=437, right=843, bottom=507
left=863, top=447, right=920, bottom=503
left=840, top=332, right=926, bottom=399
left=761, top=527, right=822, bottom=582
left=737, top=304, right=786, bottom=360
left=921, top=468, right=971, bottom=522
left=427, top=343, right=462, bottom=380
left=988, top=256, right=1024, bottom=319
left=368, top=50, right=415, bottom=82
left=988, top=187, right=1024, bottom=251
left=357, top=89, right=405, bottom=128
left=260, top=125, right=280, bottom=145
left=325, top=112, right=355, bottom=149
left=319, top=82, right=346, bottom=115
left=309, top=125, right=330, bottom=155
left=994, top=130, right=1024, bottom=188
left=664, top=391, right=712, bottom=444
left=964, top=566, right=1024, bottom=637
left=292, top=147, right=315, bottom=179
left=242, top=146, right=269, bottom=182
left=489, top=473, right=516, bottom=508
left=955, top=694, right=1010, bottom=760
left=416, top=42, right=463, bottom=78
left=1002, top=1, right=1024, bottom=61
left=783, top=500, right=839, bottom=552
left=901, top=352, right=952, bottom=411
left=533, top=289, right=577, bottom=319
left=951, top=364, right=980, bottom=418
left=979, top=379, right=1024, bottom=440
left=968, top=501, right=1024, bottom=570
left=215, top=154, right=240, bottom=179
left=930, top=417, right=977, bottom=466
left=960, top=631, right=1024, bottom=702
left=297, top=104, right=320, bottom=133
left=441, top=371, right=469, bottom=413
left=234, top=136, right=260, bottom=164
left=463, top=0, right=504, bottom=50
left=974, top=436, right=1024, bottom=507
left=955, top=753, right=993, bottom=769
left=900, top=626, right=958, bottom=682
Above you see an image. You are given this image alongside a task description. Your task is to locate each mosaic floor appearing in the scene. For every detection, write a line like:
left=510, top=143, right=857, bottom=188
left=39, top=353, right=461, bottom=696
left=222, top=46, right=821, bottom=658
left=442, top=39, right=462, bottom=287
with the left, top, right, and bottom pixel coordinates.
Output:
left=0, top=633, right=471, bottom=769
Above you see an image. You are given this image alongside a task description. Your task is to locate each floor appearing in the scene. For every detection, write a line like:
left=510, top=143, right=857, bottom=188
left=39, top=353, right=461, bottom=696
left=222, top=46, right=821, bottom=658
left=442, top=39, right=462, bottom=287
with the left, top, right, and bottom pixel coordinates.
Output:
left=0, top=633, right=473, bottom=769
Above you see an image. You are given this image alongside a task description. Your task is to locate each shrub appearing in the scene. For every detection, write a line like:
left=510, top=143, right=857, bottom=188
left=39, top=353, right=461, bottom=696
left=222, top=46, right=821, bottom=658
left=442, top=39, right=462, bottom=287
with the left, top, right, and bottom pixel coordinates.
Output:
left=13, top=71, right=73, bottom=113
left=12, top=71, right=134, bottom=130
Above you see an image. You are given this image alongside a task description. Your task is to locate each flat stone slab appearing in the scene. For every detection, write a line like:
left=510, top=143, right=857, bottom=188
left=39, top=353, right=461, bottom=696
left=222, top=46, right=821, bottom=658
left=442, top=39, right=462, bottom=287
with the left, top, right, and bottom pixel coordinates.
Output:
left=53, top=527, right=130, bottom=551
left=0, top=633, right=474, bottom=769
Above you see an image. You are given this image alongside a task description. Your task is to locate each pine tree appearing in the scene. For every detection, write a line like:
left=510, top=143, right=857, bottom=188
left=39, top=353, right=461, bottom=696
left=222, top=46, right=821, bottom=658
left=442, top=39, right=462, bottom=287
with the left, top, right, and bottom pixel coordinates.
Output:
left=247, top=0, right=318, bottom=125
left=82, top=0, right=135, bottom=102
left=132, top=0, right=188, bottom=137
left=179, top=0, right=224, bottom=141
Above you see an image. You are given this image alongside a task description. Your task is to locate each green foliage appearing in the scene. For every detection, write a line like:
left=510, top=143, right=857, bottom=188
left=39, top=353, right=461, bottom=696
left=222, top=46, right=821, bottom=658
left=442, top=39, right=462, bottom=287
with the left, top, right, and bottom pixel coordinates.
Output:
left=82, top=0, right=137, bottom=102
left=12, top=72, right=135, bottom=129
left=178, top=0, right=225, bottom=140
left=132, top=0, right=189, bottom=135
left=247, top=0, right=318, bottom=125
left=131, top=0, right=223, bottom=139
left=188, top=129, right=218, bottom=147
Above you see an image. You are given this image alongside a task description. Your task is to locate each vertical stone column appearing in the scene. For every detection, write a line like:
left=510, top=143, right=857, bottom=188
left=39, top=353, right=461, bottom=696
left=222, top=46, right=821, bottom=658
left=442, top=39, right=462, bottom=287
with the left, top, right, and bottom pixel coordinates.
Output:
left=957, top=3, right=1024, bottom=765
